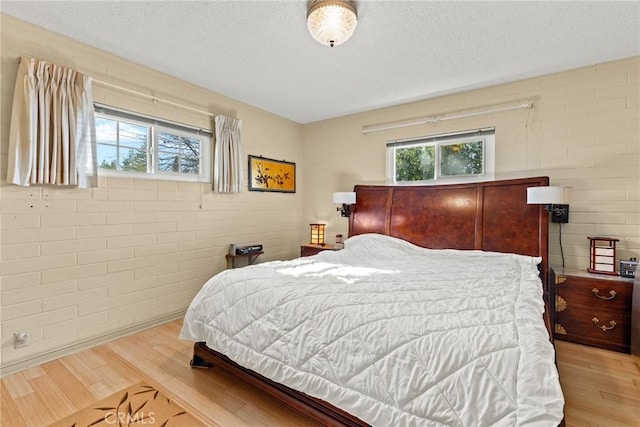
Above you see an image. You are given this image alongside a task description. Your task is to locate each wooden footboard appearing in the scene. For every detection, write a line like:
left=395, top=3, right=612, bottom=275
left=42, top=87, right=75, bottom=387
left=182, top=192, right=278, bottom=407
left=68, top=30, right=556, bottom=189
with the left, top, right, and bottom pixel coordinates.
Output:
left=191, top=342, right=368, bottom=426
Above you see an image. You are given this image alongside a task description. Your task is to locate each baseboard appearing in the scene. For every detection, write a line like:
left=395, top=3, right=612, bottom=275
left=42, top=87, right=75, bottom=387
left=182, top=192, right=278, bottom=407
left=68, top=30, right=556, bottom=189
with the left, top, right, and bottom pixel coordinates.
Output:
left=0, top=310, right=186, bottom=377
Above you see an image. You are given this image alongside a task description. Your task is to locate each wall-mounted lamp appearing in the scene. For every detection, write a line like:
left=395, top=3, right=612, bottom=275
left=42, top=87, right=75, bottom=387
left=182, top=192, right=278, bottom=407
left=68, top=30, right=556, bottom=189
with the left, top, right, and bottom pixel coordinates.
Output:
left=528, top=185, right=572, bottom=269
left=332, top=192, right=356, bottom=217
left=310, top=223, right=326, bottom=245
left=526, top=186, right=571, bottom=223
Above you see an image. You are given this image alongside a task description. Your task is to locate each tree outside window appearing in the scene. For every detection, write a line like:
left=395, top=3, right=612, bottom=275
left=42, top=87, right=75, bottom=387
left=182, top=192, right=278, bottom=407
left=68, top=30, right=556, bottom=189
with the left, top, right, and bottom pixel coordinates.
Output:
left=388, top=130, right=493, bottom=184
left=95, top=111, right=208, bottom=181
left=395, top=145, right=434, bottom=181
left=439, top=140, right=483, bottom=177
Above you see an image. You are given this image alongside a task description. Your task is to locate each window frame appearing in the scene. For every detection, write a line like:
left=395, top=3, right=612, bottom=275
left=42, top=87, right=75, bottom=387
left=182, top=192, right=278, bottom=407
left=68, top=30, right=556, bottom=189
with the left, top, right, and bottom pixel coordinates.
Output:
left=95, top=105, right=212, bottom=183
left=386, top=128, right=495, bottom=185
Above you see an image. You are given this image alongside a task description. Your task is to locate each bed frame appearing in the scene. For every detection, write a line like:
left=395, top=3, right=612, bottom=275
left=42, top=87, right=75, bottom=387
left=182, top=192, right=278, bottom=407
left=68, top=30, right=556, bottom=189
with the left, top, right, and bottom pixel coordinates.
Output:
left=191, top=176, right=552, bottom=426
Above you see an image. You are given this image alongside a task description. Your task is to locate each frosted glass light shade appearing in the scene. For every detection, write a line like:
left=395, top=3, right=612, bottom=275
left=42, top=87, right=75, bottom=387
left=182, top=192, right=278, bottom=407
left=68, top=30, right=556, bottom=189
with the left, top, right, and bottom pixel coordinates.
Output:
left=527, top=186, right=571, bottom=204
left=332, top=192, right=356, bottom=204
left=307, top=0, right=357, bottom=47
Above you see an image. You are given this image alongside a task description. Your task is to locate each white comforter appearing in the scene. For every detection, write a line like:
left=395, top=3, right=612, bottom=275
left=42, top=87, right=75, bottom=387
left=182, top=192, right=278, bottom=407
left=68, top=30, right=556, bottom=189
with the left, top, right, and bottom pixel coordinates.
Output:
left=180, top=234, right=564, bottom=426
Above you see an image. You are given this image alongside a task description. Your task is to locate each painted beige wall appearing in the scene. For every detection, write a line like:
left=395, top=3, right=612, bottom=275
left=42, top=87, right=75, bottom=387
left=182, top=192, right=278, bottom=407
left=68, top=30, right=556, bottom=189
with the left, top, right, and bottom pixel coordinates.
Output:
left=304, top=57, right=639, bottom=271
left=0, top=15, right=304, bottom=372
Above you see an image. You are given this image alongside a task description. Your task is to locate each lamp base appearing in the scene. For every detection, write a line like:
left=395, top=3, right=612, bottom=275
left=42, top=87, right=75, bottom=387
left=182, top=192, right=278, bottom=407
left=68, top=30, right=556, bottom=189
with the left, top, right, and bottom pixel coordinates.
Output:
left=551, top=204, right=569, bottom=223
left=337, top=204, right=351, bottom=217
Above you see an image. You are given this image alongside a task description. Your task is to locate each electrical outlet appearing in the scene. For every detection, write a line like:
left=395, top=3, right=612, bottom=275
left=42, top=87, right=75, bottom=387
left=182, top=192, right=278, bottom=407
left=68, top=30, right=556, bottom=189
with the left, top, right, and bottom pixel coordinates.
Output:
left=14, top=332, right=29, bottom=348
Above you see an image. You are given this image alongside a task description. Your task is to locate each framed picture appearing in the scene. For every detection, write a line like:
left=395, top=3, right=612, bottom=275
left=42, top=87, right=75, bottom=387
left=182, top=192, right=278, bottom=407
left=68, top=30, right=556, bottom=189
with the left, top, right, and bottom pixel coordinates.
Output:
left=248, top=155, right=296, bottom=193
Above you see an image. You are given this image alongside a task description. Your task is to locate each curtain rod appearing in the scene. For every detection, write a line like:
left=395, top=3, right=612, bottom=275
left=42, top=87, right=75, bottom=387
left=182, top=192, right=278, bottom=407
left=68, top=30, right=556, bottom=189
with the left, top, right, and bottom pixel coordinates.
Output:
left=93, top=79, right=215, bottom=119
left=362, top=101, right=534, bottom=134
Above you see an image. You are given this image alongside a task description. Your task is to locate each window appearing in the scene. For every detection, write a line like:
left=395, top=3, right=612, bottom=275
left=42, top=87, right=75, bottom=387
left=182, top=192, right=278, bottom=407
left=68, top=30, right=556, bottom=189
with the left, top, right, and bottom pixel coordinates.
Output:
left=386, top=128, right=495, bottom=185
left=95, top=105, right=211, bottom=182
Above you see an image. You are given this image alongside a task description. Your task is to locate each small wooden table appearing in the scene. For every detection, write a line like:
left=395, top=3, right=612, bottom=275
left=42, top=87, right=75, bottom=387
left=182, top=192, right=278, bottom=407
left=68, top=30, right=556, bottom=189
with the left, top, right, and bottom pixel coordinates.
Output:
left=300, top=244, right=337, bottom=257
left=225, top=251, right=263, bottom=269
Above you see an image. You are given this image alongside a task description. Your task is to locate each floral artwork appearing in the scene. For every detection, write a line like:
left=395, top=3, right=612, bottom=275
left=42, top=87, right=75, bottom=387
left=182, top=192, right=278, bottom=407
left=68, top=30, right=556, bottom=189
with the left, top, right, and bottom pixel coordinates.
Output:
left=248, top=155, right=296, bottom=193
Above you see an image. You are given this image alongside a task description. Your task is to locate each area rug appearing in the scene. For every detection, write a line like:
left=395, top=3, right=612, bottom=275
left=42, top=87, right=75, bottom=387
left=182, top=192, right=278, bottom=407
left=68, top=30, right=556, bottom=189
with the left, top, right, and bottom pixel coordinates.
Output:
left=51, top=381, right=207, bottom=427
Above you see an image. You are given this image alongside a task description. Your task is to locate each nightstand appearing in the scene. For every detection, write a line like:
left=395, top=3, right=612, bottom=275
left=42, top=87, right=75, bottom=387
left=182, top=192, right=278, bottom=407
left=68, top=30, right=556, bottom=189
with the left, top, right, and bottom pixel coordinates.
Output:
left=551, top=267, right=633, bottom=353
left=300, top=244, right=336, bottom=257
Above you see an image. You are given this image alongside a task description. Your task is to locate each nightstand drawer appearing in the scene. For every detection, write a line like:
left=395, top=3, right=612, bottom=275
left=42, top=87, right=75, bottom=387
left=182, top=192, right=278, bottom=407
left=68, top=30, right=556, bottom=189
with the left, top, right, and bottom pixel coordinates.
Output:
left=558, top=276, right=632, bottom=312
left=556, top=306, right=631, bottom=352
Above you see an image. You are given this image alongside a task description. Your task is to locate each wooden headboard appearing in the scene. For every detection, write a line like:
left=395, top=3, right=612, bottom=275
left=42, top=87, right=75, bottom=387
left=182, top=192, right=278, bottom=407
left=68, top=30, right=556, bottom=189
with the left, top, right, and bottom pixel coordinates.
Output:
left=349, top=176, right=550, bottom=288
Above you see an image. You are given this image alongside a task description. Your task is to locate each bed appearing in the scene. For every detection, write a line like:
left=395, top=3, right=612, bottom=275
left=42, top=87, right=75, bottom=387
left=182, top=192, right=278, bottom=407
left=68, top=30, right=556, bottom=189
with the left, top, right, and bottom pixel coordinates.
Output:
left=180, top=176, right=564, bottom=426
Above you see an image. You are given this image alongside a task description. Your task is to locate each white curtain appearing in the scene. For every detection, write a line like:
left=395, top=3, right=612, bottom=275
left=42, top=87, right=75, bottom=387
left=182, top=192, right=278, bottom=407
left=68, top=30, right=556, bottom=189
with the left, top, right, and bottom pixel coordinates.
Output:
left=7, top=57, right=98, bottom=188
left=213, top=115, right=243, bottom=193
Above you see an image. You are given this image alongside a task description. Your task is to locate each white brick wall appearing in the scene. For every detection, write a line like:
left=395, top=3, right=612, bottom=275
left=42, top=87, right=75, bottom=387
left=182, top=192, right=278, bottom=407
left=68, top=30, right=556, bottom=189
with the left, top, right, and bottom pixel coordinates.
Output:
left=0, top=15, right=304, bottom=371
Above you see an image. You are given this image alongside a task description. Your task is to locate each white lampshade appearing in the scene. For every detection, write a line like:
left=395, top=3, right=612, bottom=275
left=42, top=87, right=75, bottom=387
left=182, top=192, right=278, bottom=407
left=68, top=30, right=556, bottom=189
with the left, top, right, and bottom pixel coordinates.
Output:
left=527, top=186, right=571, bottom=204
left=332, top=192, right=356, bottom=204
left=307, top=0, right=358, bottom=47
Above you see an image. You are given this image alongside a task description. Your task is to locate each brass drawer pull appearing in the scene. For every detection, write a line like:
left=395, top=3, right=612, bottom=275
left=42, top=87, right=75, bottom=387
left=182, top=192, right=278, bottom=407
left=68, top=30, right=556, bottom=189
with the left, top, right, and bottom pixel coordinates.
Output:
left=592, top=317, right=616, bottom=331
left=592, top=288, right=616, bottom=300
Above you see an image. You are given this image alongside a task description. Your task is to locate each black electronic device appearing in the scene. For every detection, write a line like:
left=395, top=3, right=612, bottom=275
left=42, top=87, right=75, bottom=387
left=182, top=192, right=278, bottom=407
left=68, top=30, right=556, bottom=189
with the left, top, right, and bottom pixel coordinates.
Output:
left=236, top=244, right=263, bottom=255
left=620, top=258, right=638, bottom=278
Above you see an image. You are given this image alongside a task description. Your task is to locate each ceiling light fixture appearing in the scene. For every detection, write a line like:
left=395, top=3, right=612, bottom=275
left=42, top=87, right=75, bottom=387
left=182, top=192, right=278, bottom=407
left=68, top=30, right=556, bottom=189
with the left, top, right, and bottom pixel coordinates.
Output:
left=307, top=0, right=358, bottom=47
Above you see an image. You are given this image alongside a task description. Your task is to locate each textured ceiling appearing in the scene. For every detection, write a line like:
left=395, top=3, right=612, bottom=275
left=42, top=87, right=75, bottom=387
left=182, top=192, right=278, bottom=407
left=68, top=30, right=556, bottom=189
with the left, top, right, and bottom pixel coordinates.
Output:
left=1, top=1, right=639, bottom=124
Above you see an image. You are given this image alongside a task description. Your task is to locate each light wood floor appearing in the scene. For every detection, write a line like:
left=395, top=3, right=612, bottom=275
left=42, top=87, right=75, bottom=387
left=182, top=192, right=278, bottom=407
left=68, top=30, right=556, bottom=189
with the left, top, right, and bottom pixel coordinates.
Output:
left=1, top=319, right=639, bottom=426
